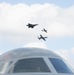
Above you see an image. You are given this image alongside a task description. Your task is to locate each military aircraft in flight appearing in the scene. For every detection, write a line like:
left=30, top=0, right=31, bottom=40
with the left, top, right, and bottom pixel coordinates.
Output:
left=42, top=28, right=47, bottom=33
left=38, top=34, right=47, bottom=41
left=26, top=23, right=38, bottom=28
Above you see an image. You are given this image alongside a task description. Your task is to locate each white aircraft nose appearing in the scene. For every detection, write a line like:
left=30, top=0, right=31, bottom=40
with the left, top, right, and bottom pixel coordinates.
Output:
left=0, top=48, right=74, bottom=75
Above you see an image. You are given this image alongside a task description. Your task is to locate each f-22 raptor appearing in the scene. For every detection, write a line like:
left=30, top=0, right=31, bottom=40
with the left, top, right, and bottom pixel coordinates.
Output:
left=38, top=34, right=47, bottom=41
left=26, top=23, right=38, bottom=28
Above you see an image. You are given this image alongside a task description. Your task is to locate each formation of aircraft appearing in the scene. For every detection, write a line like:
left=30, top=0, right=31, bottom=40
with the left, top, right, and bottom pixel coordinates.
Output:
left=26, top=23, right=48, bottom=41
left=42, top=28, right=47, bottom=33
left=38, top=34, right=47, bottom=41
left=26, top=23, right=38, bottom=28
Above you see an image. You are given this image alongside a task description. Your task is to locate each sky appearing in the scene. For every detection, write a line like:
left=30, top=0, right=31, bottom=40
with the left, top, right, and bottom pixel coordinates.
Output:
left=0, top=0, right=74, bottom=70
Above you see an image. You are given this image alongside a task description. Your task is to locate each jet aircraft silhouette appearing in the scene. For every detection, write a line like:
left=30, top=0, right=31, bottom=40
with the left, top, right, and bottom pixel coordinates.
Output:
left=38, top=34, right=47, bottom=41
left=42, top=28, right=47, bottom=33
left=26, top=23, right=38, bottom=28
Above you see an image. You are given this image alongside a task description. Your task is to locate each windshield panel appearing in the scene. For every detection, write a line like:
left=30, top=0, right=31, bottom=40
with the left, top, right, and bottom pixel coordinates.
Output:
left=11, top=58, right=51, bottom=73
left=49, top=58, right=73, bottom=73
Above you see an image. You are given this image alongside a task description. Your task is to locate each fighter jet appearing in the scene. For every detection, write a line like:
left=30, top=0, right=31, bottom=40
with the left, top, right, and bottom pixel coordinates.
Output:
left=26, top=23, right=38, bottom=28
left=42, top=28, right=47, bottom=33
left=38, top=34, right=47, bottom=41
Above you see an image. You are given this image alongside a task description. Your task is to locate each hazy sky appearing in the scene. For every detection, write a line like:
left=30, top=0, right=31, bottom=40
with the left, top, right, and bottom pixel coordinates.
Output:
left=0, top=0, right=74, bottom=69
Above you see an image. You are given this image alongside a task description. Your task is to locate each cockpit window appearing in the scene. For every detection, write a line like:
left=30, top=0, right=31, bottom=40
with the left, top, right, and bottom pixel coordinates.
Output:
left=12, top=58, right=51, bottom=73
left=49, top=58, right=73, bottom=73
